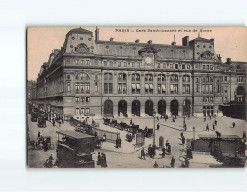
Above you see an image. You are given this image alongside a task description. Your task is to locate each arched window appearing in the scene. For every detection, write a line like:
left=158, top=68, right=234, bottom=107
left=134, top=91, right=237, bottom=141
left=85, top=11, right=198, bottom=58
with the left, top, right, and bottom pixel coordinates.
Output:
left=104, top=72, right=113, bottom=94
left=131, top=73, right=140, bottom=94
left=118, top=73, right=127, bottom=94
left=145, top=73, right=153, bottom=94
left=157, top=74, right=166, bottom=94
left=75, top=73, right=90, bottom=94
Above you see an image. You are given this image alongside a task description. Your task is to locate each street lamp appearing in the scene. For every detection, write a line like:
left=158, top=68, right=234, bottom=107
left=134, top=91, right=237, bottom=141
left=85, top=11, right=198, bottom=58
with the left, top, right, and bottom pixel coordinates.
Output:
left=152, top=109, right=156, bottom=147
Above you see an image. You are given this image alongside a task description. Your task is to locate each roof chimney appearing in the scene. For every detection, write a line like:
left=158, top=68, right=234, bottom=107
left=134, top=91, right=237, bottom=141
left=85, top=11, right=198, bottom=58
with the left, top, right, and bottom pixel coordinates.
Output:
left=182, top=36, right=189, bottom=46
left=110, top=37, right=114, bottom=42
left=135, top=39, right=140, bottom=43
left=227, top=58, right=231, bottom=64
left=95, top=27, right=99, bottom=41
left=148, top=40, right=152, bottom=44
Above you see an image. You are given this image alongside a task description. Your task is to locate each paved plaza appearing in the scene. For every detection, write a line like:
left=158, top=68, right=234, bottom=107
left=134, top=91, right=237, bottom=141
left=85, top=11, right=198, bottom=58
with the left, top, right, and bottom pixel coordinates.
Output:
left=27, top=114, right=246, bottom=168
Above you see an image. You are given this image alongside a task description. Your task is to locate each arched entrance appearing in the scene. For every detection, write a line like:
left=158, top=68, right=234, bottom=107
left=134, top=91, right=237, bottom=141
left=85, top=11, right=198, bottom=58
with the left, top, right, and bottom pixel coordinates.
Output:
left=170, top=99, right=179, bottom=116
left=132, top=100, right=140, bottom=116
left=158, top=100, right=166, bottom=116
left=183, top=99, right=191, bottom=116
left=118, top=100, right=127, bottom=116
left=104, top=100, right=113, bottom=117
left=145, top=100, right=153, bottom=116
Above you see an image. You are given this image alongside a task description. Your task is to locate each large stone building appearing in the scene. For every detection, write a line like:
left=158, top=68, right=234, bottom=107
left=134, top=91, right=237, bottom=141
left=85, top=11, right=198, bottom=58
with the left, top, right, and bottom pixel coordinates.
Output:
left=34, top=27, right=246, bottom=120
left=27, top=80, right=37, bottom=103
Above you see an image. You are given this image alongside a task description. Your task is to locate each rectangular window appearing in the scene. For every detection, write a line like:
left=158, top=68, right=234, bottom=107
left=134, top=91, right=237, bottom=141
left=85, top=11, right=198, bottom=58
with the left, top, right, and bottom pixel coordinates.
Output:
left=81, top=97, right=85, bottom=102
left=76, top=97, right=79, bottom=102
left=124, top=62, right=127, bottom=67
left=86, top=97, right=90, bottom=102
left=67, top=82, right=71, bottom=92
left=224, top=76, right=227, bottom=82
left=95, top=82, right=98, bottom=92
left=170, top=84, right=178, bottom=94
left=104, top=61, right=107, bottom=66
left=132, top=62, right=135, bottom=67
left=75, top=108, right=80, bottom=114
left=86, top=108, right=90, bottom=114
left=109, top=83, right=113, bottom=94
left=196, top=84, right=199, bottom=93
left=118, top=62, right=121, bottom=67
left=110, top=61, right=113, bottom=66
left=183, top=84, right=190, bottom=94
left=81, top=108, right=85, bottom=114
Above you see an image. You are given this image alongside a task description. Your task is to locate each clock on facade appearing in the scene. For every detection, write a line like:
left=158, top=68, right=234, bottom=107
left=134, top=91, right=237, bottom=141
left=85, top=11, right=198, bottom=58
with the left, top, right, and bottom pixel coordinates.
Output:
left=145, top=57, right=153, bottom=64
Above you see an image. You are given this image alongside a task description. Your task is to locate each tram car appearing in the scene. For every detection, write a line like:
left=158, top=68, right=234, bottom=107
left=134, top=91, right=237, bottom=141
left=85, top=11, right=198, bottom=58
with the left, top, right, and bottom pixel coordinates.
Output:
left=56, top=131, right=95, bottom=168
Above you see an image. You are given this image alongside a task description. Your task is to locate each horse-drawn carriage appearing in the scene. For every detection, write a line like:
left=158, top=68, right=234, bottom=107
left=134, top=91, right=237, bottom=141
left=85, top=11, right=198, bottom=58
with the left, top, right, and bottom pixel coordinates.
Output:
left=110, top=119, right=118, bottom=127
left=117, top=121, right=129, bottom=131
left=103, top=118, right=111, bottom=125
left=37, top=115, right=46, bottom=128
left=139, top=128, right=153, bottom=138
left=29, top=136, right=54, bottom=151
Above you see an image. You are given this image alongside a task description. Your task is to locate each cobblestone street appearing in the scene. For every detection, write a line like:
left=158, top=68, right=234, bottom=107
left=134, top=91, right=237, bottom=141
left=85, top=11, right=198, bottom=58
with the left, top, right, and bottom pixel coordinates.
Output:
left=27, top=114, right=246, bottom=168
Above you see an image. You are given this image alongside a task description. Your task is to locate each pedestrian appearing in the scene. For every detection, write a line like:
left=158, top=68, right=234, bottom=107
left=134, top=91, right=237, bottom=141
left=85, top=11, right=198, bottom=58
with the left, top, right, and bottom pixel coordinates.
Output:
left=130, top=119, right=132, bottom=125
left=216, top=131, right=221, bottom=139
left=141, top=147, right=146, bottom=160
left=153, top=161, right=159, bottom=168
left=232, top=122, right=235, bottom=128
left=38, top=131, right=40, bottom=138
left=186, top=147, right=193, bottom=159
left=180, top=132, right=184, bottom=138
left=242, top=131, right=246, bottom=142
left=95, top=131, right=98, bottom=138
left=215, top=119, right=217, bottom=126
left=101, top=153, right=107, bottom=168
left=157, top=123, right=160, bottom=130
left=184, top=124, right=187, bottom=131
left=166, top=141, right=171, bottom=153
left=61, top=117, right=64, bottom=123
left=212, top=124, right=215, bottom=131
left=161, top=146, right=166, bottom=158
left=171, top=156, right=175, bottom=168
left=204, top=116, right=206, bottom=122
left=157, top=116, right=159, bottom=122
left=118, top=138, right=122, bottom=148
left=188, top=114, right=190, bottom=120
left=97, top=152, right=102, bottom=165
left=103, top=133, right=106, bottom=142
left=48, top=154, right=54, bottom=168
left=181, top=136, right=185, bottom=145
left=59, top=119, right=61, bottom=127
left=206, top=124, right=209, bottom=131
left=209, top=115, right=211, bottom=120
left=52, top=118, right=55, bottom=126
left=165, top=114, right=167, bottom=121
left=172, top=116, right=175, bottom=122
left=116, top=138, right=119, bottom=148
left=185, top=158, right=190, bottom=168
left=44, top=140, right=48, bottom=152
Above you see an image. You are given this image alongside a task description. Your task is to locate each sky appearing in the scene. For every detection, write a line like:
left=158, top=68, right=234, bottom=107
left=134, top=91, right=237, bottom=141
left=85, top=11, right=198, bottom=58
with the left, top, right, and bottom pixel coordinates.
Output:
left=27, top=26, right=247, bottom=81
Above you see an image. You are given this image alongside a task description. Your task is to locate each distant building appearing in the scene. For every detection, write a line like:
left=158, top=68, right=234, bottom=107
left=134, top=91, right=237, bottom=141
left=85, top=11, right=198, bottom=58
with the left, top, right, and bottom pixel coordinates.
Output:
left=34, top=27, right=246, bottom=120
left=27, top=80, right=37, bottom=103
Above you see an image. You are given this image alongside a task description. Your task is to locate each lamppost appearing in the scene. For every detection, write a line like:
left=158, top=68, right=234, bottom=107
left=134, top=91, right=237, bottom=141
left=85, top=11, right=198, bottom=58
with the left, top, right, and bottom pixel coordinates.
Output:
left=152, top=109, right=156, bottom=147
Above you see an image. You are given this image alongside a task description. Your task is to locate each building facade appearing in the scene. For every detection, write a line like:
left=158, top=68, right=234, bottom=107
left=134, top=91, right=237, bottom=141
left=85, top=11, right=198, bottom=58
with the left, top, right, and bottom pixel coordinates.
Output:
left=34, top=27, right=246, bottom=120
left=27, top=80, right=37, bottom=103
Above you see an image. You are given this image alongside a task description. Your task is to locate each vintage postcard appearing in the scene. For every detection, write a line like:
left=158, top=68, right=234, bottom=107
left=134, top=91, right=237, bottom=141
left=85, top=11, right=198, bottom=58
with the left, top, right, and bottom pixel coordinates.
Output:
left=27, top=26, right=247, bottom=168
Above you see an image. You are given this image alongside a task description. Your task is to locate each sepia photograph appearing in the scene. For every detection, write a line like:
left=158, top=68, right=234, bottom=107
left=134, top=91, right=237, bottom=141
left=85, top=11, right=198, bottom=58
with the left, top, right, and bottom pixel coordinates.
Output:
left=27, top=26, right=247, bottom=168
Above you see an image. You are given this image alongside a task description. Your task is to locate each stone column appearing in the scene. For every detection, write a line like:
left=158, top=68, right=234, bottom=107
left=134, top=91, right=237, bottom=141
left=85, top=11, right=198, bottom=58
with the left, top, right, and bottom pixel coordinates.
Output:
left=141, top=72, right=145, bottom=95
left=179, top=73, right=183, bottom=95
